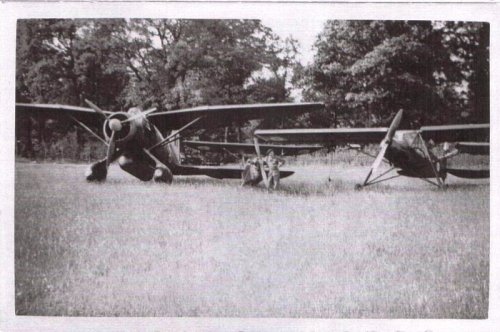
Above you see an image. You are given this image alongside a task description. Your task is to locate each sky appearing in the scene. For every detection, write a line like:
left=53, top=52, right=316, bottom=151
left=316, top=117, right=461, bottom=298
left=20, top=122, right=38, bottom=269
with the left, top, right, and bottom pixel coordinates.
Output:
left=261, top=18, right=327, bottom=66
left=259, top=18, right=327, bottom=101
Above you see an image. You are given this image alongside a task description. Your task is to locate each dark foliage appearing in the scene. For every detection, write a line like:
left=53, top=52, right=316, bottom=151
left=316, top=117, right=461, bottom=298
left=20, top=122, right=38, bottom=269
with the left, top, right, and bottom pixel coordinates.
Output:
left=16, top=19, right=297, bottom=160
left=294, top=20, right=489, bottom=128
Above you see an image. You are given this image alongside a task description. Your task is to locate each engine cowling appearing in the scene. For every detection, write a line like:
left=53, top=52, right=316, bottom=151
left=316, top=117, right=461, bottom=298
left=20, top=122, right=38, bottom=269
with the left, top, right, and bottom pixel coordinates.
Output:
left=103, top=112, right=137, bottom=144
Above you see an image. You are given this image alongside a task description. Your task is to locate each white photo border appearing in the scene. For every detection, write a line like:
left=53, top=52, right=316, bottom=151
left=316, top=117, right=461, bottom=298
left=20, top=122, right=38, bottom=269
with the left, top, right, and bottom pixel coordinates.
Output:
left=1, top=1, right=498, bottom=331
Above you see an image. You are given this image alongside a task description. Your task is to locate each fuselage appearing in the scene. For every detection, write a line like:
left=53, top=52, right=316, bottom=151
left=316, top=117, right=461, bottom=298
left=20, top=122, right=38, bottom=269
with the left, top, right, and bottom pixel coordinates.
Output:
left=102, top=108, right=179, bottom=181
left=385, top=139, right=445, bottom=179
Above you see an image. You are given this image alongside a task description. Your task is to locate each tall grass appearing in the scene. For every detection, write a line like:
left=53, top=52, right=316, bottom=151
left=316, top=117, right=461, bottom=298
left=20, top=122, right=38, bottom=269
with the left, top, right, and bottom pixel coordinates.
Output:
left=286, top=146, right=489, bottom=168
left=15, top=162, right=489, bottom=317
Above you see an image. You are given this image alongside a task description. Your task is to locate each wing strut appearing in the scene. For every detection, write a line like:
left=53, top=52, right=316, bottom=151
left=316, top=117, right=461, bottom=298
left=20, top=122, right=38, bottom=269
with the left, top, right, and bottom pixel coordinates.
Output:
left=148, top=116, right=204, bottom=152
left=362, top=167, right=400, bottom=186
left=143, top=148, right=168, bottom=169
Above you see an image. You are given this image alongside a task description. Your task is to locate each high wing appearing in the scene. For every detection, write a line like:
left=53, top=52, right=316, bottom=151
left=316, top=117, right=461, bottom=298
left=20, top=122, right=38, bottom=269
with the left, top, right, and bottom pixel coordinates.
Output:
left=172, top=164, right=294, bottom=179
left=183, top=140, right=323, bottom=156
left=17, top=102, right=324, bottom=132
left=255, top=127, right=389, bottom=145
left=148, top=102, right=324, bottom=131
left=255, top=123, right=490, bottom=146
left=16, top=103, right=111, bottom=127
left=419, top=124, right=489, bottom=143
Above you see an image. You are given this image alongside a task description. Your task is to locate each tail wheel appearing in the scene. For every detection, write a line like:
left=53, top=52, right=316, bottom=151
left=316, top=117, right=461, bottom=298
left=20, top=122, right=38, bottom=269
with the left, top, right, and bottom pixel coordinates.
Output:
left=153, top=166, right=173, bottom=184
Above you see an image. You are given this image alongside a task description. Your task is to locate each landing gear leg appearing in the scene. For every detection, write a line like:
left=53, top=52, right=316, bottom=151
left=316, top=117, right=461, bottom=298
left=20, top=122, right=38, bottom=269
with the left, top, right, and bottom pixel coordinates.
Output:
left=85, top=159, right=108, bottom=182
left=418, top=133, right=446, bottom=189
left=142, top=148, right=174, bottom=184
left=357, top=167, right=398, bottom=189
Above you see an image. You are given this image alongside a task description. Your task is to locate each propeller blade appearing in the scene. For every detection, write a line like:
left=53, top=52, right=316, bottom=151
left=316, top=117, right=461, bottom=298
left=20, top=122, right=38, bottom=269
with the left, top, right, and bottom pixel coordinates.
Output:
left=122, top=107, right=158, bottom=123
left=106, top=131, right=116, bottom=168
left=69, top=115, right=108, bottom=145
left=254, top=137, right=262, bottom=158
left=385, top=109, right=403, bottom=143
left=372, top=140, right=390, bottom=172
left=253, top=137, right=269, bottom=188
left=363, top=140, right=389, bottom=186
left=85, top=99, right=109, bottom=120
left=373, top=110, right=403, bottom=169
left=363, top=110, right=402, bottom=186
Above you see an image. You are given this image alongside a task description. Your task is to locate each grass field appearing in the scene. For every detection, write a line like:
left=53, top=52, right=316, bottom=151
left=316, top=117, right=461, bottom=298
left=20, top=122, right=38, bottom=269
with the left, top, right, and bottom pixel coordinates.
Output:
left=15, top=161, right=489, bottom=318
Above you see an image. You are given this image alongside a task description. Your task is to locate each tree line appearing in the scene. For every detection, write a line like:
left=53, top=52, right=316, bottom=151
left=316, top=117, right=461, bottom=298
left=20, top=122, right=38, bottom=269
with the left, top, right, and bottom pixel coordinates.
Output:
left=15, top=19, right=489, bottom=161
left=295, top=20, right=489, bottom=128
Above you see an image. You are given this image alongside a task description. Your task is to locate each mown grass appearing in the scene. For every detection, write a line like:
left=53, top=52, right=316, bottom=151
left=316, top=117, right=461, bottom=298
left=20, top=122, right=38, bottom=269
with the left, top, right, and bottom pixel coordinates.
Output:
left=15, top=161, right=489, bottom=318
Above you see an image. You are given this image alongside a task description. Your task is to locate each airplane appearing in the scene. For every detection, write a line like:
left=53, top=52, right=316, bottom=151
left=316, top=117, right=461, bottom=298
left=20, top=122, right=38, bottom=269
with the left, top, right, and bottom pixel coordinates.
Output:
left=16, top=100, right=324, bottom=184
left=254, top=110, right=489, bottom=189
left=182, top=140, right=324, bottom=187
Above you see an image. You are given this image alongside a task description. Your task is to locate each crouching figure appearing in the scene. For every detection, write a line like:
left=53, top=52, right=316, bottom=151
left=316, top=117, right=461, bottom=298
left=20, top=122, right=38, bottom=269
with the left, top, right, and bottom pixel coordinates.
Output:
left=241, top=157, right=262, bottom=186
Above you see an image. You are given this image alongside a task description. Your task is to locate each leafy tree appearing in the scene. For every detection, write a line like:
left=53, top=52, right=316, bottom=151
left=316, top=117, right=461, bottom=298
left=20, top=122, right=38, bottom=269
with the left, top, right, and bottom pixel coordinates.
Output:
left=16, top=19, right=129, bottom=158
left=296, top=20, right=489, bottom=128
left=439, top=21, right=489, bottom=123
left=16, top=19, right=297, bottom=158
left=115, top=19, right=284, bottom=111
left=17, top=19, right=129, bottom=108
left=246, top=37, right=301, bottom=103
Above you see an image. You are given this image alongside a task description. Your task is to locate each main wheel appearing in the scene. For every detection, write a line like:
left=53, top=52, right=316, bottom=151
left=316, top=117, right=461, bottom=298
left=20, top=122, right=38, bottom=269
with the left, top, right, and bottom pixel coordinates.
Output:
left=354, top=183, right=364, bottom=190
left=85, top=160, right=107, bottom=182
left=153, top=166, right=173, bottom=184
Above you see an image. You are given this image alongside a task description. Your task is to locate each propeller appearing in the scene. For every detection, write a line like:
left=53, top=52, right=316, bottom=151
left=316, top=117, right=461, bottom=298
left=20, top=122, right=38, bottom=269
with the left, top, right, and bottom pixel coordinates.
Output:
left=106, top=130, right=116, bottom=168
left=253, top=137, right=269, bottom=188
left=85, top=99, right=109, bottom=120
left=83, top=100, right=158, bottom=169
left=122, top=107, right=157, bottom=123
left=84, top=100, right=119, bottom=168
left=363, top=109, right=403, bottom=185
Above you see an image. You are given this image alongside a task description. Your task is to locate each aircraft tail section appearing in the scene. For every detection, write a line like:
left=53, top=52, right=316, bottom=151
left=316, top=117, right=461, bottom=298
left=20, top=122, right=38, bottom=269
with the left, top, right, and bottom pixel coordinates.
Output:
left=445, top=168, right=490, bottom=179
left=455, top=142, right=490, bottom=155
